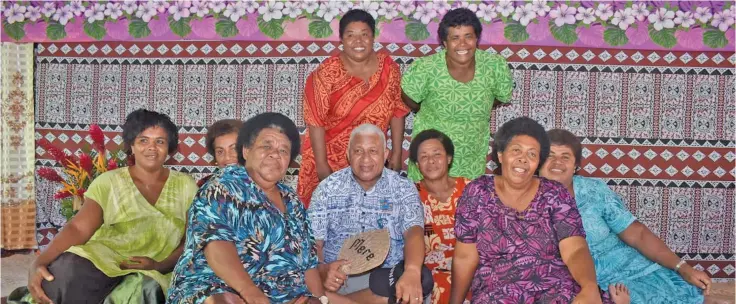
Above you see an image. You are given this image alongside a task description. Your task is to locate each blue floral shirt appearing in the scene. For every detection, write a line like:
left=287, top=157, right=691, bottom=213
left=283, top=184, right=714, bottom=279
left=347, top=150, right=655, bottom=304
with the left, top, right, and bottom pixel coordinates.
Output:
left=167, top=165, right=318, bottom=304
left=308, top=167, right=424, bottom=268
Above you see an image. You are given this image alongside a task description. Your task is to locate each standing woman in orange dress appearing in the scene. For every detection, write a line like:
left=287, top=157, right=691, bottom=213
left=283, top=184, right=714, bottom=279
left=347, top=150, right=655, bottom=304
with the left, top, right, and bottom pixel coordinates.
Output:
left=298, top=9, right=409, bottom=207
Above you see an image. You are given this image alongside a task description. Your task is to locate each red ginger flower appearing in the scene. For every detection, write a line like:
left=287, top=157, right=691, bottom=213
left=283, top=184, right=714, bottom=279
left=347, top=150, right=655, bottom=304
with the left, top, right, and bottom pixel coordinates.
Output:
left=88, top=124, right=105, bottom=153
left=38, top=139, right=71, bottom=166
left=53, top=191, right=72, bottom=200
left=107, top=159, right=118, bottom=170
left=79, top=153, right=94, bottom=176
left=38, top=167, right=63, bottom=182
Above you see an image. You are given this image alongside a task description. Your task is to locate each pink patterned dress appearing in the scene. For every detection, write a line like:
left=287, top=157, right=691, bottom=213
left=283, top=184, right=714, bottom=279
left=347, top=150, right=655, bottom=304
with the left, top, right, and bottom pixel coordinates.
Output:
left=454, top=176, right=587, bottom=303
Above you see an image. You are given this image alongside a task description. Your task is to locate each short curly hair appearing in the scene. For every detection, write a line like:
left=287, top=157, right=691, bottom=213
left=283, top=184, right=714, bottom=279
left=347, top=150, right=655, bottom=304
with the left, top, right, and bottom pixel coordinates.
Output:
left=122, top=108, right=179, bottom=155
left=237, top=113, right=300, bottom=165
left=339, top=9, right=376, bottom=38
left=408, top=129, right=455, bottom=169
left=491, top=117, right=550, bottom=171
left=438, top=8, right=482, bottom=45
left=206, top=119, right=243, bottom=157
left=547, top=129, right=583, bottom=167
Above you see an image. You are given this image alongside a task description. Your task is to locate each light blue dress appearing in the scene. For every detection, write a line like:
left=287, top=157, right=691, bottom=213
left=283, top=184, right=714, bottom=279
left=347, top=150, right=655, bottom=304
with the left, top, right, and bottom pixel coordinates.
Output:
left=572, top=175, right=703, bottom=304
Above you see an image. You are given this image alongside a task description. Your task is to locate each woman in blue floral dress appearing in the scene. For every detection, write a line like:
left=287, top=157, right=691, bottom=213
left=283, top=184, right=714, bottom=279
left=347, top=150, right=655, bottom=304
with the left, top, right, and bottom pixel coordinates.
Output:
left=540, top=128, right=713, bottom=304
left=167, top=113, right=326, bottom=304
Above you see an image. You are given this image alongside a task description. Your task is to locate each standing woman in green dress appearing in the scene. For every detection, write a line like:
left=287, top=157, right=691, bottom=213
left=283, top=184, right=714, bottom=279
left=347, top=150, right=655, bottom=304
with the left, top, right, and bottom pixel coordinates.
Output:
left=401, top=8, right=514, bottom=181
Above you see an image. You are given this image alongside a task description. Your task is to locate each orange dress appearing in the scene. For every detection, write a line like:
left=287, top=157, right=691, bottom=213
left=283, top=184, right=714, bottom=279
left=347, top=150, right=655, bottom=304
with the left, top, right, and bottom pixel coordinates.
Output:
left=418, top=177, right=471, bottom=304
left=298, top=52, right=409, bottom=207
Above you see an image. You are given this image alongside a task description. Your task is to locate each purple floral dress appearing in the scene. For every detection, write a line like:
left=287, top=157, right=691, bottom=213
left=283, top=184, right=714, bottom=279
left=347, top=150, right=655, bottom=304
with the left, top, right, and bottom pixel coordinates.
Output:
left=455, top=176, right=586, bottom=303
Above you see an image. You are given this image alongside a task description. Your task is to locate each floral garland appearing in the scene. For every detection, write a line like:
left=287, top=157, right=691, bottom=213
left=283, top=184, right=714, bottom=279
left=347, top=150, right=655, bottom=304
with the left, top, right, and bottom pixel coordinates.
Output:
left=2, top=1, right=734, bottom=48
left=36, top=124, right=126, bottom=220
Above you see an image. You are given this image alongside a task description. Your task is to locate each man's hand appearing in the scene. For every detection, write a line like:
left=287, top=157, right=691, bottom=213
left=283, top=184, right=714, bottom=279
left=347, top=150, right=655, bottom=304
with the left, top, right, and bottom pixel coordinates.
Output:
left=322, top=260, right=349, bottom=292
left=395, top=268, right=423, bottom=304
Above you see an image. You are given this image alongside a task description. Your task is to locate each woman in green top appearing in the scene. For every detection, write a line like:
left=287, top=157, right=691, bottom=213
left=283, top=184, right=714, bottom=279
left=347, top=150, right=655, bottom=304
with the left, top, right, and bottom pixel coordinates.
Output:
left=27, top=109, right=198, bottom=304
left=402, top=8, right=514, bottom=181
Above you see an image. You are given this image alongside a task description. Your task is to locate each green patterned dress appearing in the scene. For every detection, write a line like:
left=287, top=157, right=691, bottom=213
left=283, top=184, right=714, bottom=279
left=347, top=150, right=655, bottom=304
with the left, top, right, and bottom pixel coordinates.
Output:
left=402, top=50, right=514, bottom=181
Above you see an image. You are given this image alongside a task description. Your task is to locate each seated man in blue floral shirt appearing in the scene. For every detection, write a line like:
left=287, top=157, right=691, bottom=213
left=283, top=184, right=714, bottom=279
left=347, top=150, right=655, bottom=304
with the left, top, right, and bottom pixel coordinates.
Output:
left=308, top=123, right=433, bottom=304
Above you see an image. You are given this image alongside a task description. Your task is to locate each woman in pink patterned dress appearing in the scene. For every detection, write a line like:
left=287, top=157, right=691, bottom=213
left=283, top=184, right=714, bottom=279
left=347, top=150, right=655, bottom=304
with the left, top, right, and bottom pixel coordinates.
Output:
left=450, top=117, right=604, bottom=304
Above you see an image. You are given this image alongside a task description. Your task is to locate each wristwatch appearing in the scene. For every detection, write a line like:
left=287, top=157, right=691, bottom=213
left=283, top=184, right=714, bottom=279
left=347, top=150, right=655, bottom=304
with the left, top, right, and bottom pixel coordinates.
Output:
left=318, top=295, right=329, bottom=304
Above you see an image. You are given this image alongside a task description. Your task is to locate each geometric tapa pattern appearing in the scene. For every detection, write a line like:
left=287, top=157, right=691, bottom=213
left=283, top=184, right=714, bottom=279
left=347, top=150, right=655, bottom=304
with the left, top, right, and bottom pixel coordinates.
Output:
left=34, top=42, right=735, bottom=279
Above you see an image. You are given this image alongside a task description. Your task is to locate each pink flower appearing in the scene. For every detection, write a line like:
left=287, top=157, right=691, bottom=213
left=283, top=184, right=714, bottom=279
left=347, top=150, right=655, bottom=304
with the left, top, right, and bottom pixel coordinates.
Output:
left=378, top=2, right=399, bottom=20
left=648, top=8, right=675, bottom=31
left=224, top=2, right=247, bottom=22
left=550, top=4, right=576, bottom=27
left=135, top=3, right=157, bottom=23
left=397, top=0, right=415, bottom=17
left=302, top=0, right=319, bottom=14
left=52, top=6, right=74, bottom=25
left=674, top=10, right=696, bottom=28
left=41, top=2, right=57, bottom=18
left=694, top=7, right=712, bottom=23
left=711, top=10, right=735, bottom=32
left=151, top=0, right=170, bottom=13
left=495, top=0, right=514, bottom=18
left=354, top=0, right=379, bottom=20
left=189, top=1, right=210, bottom=18
left=476, top=3, right=497, bottom=22
left=208, top=0, right=226, bottom=14
left=105, top=2, right=124, bottom=19
left=84, top=3, right=106, bottom=23
left=168, top=1, right=192, bottom=21
left=455, top=1, right=479, bottom=13
left=25, top=6, right=42, bottom=22
left=414, top=2, right=438, bottom=25
left=432, top=0, right=451, bottom=15
left=612, top=8, right=636, bottom=30
left=68, top=0, right=85, bottom=17
left=258, top=0, right=284, bottom=22
left=3, top=4, right=26, bottom=24
left=631, top=3, right=649, bottom=22
left=243, top=0, right=260, bottom=14
left=122, top=0, right=139, bottom=15
left=513, top=4, right=536, bottom=26
left=594, top=3, right=614, bottom=21
left=531, top=0, right=551, bottom=17
left=576, top=7, right=596, bottom=25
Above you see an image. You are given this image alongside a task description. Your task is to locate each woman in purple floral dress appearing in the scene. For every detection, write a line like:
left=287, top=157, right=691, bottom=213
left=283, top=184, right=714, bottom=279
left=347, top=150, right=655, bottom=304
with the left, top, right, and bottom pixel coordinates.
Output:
left=450, top=117, right=603, bottom=304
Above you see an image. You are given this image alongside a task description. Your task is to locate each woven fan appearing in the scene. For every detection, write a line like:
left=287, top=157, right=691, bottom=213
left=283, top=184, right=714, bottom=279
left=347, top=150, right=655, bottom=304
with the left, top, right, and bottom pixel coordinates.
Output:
left=337, top=229, right=390, bottom=275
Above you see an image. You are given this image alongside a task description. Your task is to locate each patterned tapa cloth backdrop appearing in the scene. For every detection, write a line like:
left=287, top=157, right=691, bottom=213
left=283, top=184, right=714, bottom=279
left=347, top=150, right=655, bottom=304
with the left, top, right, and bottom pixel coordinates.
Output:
left=34, top=41, right=735, bottom=280
left=1, top=43, right=37, bottom=250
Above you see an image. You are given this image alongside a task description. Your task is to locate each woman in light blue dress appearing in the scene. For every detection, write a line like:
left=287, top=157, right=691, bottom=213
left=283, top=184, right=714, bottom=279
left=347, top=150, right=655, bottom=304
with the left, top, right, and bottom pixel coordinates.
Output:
left=539, top=129, right=712, bottom=304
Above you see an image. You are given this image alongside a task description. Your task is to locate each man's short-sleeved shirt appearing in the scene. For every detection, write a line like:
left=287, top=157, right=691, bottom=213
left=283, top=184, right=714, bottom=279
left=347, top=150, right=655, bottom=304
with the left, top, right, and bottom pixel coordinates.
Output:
left=308, top=167, right=424, bottom=268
